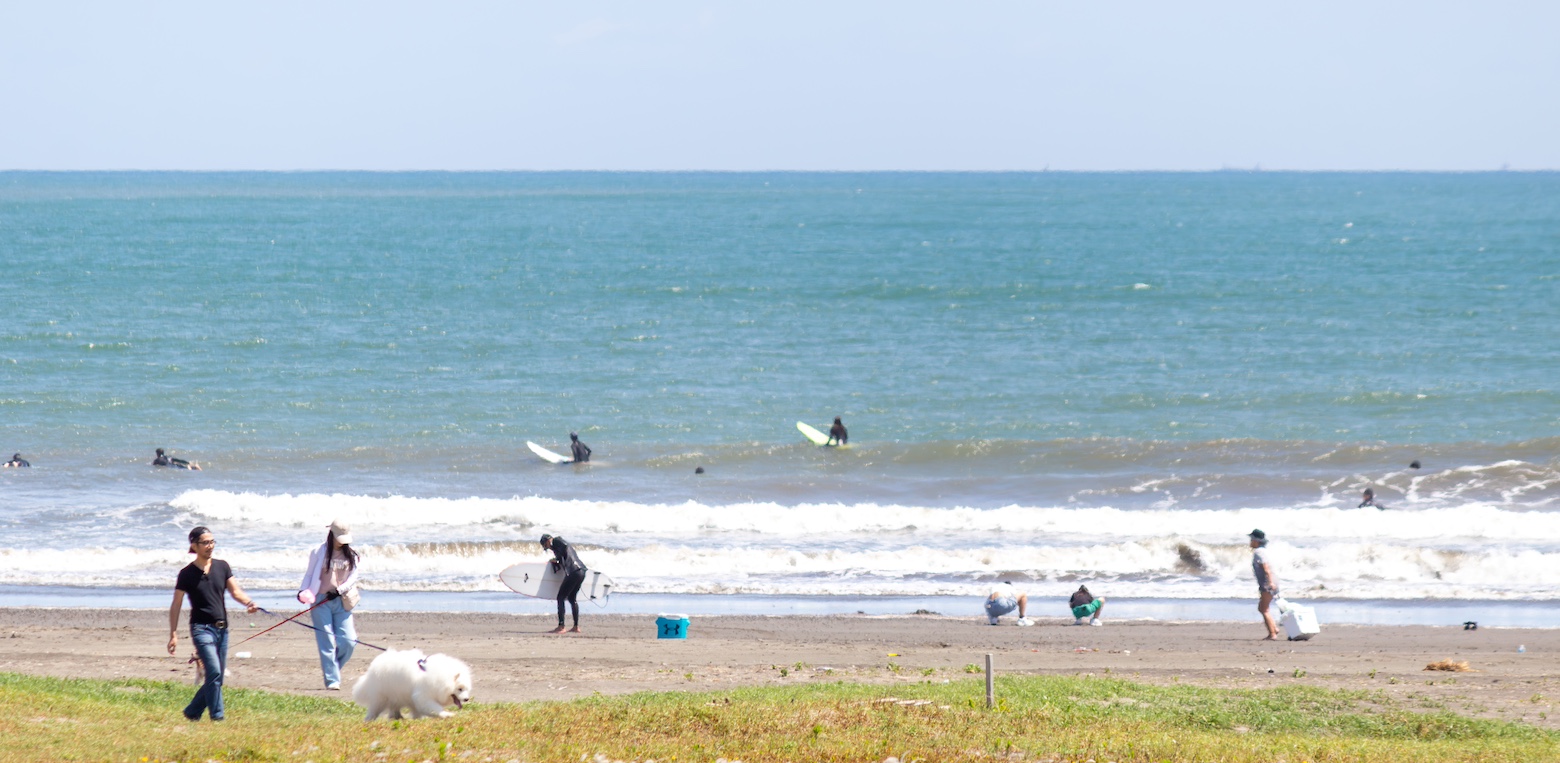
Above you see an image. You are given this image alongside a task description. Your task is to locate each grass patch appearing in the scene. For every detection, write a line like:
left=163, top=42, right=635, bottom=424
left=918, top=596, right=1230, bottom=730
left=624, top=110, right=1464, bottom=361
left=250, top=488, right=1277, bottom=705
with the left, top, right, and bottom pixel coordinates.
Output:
left=1, top=671, right=1555, bottom=762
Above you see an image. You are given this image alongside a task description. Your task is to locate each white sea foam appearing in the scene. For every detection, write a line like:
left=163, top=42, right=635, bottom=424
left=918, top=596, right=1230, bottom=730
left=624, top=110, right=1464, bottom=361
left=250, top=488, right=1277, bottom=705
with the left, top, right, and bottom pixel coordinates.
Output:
left=170, top=489, right=1560, bottom=544
left=4, top=534, right=1556, bottom=601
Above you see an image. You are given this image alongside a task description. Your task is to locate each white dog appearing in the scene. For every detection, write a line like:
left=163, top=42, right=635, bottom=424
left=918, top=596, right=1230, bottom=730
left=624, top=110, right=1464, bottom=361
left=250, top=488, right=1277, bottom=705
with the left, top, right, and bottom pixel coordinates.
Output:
left=352, top=648, right=473, bottom=721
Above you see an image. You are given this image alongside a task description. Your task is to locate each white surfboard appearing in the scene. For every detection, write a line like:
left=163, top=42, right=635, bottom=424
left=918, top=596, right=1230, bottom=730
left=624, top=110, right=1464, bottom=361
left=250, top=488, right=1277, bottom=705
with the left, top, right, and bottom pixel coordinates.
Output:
left=527, top=441, right=572, bottom=464
left=499, top=562, right=615, bottom=605
left=797, top=421, right=849, bottom=447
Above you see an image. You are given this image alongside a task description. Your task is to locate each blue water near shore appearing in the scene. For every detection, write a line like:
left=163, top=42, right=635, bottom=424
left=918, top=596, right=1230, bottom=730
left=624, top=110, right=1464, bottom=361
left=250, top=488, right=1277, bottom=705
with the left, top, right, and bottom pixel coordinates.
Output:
left=2, top=172, right=1557, bottom=610
left=0, top=586, right=1551, bottom=630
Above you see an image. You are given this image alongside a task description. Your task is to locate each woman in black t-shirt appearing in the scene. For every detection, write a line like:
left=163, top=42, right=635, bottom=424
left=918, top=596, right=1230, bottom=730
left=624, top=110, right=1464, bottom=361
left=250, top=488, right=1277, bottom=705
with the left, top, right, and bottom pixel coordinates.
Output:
left=168, top=526, right=258, bottom=721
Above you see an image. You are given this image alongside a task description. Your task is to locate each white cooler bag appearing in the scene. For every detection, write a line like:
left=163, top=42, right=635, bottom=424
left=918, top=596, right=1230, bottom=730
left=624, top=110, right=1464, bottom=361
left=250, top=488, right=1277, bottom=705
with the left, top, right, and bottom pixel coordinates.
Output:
left=1276, top=598, right=1320, bottom=641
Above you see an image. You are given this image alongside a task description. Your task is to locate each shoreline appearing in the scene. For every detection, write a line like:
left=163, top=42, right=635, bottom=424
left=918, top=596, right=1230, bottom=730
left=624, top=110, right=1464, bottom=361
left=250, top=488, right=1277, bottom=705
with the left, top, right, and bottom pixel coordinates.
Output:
left=1, top=607, right=1556, bottom=730
left=1, top=586, right=1556, bottom=628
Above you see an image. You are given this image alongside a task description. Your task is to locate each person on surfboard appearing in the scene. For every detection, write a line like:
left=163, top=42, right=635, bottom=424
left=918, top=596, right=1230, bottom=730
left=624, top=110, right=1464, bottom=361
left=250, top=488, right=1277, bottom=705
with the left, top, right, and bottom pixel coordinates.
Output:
left=569, top=433, right=592, bottom=463
left=540, top=533, right=588, bottom=633
left=1357, top=488, right=1385, bottom=510
left=4, top=453, right=29, bottom=468
left=153, top=448, right=201, bottom=470
left=826, top=417, right=848, bottom=446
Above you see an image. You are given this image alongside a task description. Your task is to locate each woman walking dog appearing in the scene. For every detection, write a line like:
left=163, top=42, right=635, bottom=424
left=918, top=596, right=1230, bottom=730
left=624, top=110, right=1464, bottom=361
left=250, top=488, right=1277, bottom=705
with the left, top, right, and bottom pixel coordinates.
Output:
left=298, top=519, right=362, bottom=690
left=168, top=526, right=259, bottom=721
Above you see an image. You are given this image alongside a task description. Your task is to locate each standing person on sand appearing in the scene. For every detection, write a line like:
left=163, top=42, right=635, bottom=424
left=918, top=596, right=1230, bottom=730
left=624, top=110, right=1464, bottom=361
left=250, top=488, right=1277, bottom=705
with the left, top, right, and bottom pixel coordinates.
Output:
left=540, top=533, right=587, bottom=633
left=1248, top=529, right=1281, bottom=641
left=297, top=519, right=361, bottom=690
left=827, top=417, right=848, bottom=446
left=168, top=526, right=259, bottom=721
left=569, top=433, right=592, bottom=463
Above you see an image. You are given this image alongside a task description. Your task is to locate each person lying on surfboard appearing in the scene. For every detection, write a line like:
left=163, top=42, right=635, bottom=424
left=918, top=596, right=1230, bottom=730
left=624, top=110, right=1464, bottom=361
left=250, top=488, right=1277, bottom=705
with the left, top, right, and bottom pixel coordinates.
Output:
left=569, top=433, right=592, bottom=463
left=153, top=448, right=202, bottom=470
left=827, top=417, right=848, bottom=446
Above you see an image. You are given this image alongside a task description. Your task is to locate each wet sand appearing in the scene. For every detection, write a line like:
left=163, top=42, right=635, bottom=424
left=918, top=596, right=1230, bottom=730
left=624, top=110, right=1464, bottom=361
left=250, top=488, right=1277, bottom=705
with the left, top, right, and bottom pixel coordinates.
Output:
left=1, top=608, right=1555, bottom=728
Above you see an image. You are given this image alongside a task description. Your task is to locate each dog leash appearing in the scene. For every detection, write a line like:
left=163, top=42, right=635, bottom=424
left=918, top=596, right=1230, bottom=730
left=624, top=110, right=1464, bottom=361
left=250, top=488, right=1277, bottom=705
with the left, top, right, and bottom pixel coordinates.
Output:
left=231, top=599, right=326, bottom=649
left=254, top=606, right=389, bottom=652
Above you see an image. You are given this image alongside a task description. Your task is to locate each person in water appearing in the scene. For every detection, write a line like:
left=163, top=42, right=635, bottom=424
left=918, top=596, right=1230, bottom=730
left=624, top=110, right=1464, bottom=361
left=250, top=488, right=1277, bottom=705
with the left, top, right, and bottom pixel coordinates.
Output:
left=540, top=533, right=588, bottom=633
left=1069, top=585, right=1106, bottom=626
left=153, top=448, right=201, bottom=470
left=168, top=525, right=259, bottom=721
left=827, top=417, right=848, bottom=446
left=3, top=453, right=29, bottom=468
left=569, top=433, right=591, bottom=463
left=1358, top=488, right=1384, bottom=509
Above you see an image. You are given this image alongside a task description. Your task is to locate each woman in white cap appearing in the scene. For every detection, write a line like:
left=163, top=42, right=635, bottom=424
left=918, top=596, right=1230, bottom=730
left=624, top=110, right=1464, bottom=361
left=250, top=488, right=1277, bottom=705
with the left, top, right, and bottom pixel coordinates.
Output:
left=298, top=519, right=361, bottom=689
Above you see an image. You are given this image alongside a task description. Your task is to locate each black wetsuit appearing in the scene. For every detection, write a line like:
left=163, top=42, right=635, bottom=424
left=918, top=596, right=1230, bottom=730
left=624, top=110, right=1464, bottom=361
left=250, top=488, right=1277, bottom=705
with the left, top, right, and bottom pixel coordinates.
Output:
left=548, top=537, right=588, bottom=627
left=570, top=439, right=592, bottom=463
left=4, top=457, right=28, bottom=468
left=154, top=454, right=194, bottom=469
left=828, top=422, right=847, bottom=446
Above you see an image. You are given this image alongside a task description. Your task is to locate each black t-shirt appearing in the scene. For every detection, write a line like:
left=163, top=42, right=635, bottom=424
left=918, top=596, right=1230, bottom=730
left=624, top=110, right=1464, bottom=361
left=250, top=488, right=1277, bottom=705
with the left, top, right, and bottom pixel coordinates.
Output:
left=177, top=559, right=233, bottom=626
left=1069, top=589, right=1094, bottom=609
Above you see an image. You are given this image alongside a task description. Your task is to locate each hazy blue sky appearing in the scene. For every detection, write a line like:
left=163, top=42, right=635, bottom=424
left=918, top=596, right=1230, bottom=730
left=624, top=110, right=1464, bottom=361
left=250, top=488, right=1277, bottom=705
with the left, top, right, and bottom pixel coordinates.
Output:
left=2, top=2, right=1556, bottom=170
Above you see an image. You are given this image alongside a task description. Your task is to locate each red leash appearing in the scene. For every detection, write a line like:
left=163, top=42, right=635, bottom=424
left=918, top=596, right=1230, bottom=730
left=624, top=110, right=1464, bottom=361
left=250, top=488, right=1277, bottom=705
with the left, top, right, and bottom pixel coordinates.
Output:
left=232, top=598, right=325, bottom=648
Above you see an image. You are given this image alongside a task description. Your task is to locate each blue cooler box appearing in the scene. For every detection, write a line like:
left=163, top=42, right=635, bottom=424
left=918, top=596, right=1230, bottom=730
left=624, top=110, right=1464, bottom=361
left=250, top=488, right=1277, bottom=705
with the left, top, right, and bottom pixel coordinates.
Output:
left=657, top=613, right=689, bottom=639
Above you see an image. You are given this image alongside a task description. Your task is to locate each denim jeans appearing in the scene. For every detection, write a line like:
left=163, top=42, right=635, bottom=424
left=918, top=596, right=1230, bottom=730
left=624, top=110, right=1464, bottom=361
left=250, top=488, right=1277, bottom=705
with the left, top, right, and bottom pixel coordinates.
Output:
left=310, top=598, right=356, bottom=688
left=185, top=623, right=228, bottom=720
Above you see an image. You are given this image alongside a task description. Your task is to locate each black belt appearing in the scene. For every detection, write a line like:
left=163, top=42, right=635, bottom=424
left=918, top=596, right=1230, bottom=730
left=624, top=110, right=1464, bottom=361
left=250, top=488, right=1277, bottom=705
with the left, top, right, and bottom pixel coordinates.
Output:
left=195, top=620, right=227, bottom=629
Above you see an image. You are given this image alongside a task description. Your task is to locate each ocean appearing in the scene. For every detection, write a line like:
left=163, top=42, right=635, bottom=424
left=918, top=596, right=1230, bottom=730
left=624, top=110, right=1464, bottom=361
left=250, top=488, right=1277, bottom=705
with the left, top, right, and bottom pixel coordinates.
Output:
left=2, top=172, right=1557, bottom=623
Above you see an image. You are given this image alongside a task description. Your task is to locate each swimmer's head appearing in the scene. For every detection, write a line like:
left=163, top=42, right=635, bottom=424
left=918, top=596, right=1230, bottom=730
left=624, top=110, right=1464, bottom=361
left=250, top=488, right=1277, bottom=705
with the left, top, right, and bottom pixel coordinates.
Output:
left=156, top=448, right=165, bottom=456
left=569, top=432, right=578, bottom=441
left=539, top=533, right=553, bottom=548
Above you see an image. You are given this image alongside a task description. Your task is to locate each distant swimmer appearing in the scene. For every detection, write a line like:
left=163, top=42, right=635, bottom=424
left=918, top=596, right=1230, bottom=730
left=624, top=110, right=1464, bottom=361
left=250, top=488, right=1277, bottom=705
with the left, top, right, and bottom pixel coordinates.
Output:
left=569, top=433, right=592, bottom=463
left=826, top=417, right=848, bottom=446
left=4, top=453, right=29, bottom=468
left=153, top=448, right=202, bottom=471
left=1358, top=488, right=1384, bottom=510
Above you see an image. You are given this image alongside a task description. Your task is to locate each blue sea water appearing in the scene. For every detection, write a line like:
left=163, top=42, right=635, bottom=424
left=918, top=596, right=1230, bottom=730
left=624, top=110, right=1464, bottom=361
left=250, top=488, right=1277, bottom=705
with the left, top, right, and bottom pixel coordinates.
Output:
left=1, top=172, right=1557, bottom=617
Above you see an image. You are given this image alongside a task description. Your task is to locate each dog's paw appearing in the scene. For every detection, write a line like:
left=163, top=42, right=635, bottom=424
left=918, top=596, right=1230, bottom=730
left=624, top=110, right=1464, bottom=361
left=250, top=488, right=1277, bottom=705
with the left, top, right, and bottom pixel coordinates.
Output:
left=438, top=711, right=454, bottom=718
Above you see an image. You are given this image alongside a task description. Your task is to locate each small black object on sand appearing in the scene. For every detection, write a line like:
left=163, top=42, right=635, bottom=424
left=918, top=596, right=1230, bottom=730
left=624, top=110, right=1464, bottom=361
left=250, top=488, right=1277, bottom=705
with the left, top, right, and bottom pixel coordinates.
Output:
left=1463, top=621, right=1478, bottom=631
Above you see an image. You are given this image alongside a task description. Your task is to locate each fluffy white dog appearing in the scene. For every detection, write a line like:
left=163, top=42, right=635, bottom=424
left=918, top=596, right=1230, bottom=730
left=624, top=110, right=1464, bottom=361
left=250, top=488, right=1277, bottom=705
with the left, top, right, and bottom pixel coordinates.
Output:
left=352, top=648, right=473, bottom=721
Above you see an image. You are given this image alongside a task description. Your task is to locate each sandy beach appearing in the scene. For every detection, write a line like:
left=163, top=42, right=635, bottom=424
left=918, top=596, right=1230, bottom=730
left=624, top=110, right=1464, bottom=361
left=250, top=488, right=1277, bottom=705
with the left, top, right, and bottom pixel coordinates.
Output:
left=1, top=608, right=1554, bottom=729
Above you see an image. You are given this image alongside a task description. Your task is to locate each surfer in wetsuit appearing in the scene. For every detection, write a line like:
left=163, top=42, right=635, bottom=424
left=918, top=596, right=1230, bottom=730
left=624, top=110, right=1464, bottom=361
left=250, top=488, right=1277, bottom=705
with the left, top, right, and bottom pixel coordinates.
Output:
left=1357, top=488, right=1384, bottom=510
left=4, top=453, right=29, bottom=468
left=540, top=534, right=587, bottom=633
left=153, top=448, right=202, bottom=470
left=826, top=417, right=847, bottom=446
left=569, top=433, right=591, bottom=463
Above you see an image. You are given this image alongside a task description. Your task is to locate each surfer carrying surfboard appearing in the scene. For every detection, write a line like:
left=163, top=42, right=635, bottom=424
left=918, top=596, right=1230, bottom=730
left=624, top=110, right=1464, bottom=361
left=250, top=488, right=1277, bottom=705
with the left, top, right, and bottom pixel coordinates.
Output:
left=569, top=433, right=592, bottom=463
left=826, top=417, right=848, bottom=446
left=540, top=534, right=588, bottom=633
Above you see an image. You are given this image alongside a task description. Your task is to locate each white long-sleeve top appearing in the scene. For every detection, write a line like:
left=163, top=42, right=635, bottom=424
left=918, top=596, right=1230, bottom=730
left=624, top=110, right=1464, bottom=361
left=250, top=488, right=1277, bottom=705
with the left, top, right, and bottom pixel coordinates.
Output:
left=299, top=542, right=361, bottom=609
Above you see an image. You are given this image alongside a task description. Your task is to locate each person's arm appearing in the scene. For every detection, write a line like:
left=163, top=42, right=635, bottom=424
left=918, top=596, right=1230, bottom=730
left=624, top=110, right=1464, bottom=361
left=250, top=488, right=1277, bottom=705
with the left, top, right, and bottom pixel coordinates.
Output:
left=167, top=590, right=185, bottom=655
left=298, top=545, right=322, bottom=603
left=227, top=578, right=260, bottom=614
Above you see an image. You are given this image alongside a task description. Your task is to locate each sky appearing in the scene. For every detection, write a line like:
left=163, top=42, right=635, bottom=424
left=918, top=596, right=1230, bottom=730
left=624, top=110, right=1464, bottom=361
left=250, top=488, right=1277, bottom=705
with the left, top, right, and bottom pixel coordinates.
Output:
left=1, top=2, right=1557, bottom=171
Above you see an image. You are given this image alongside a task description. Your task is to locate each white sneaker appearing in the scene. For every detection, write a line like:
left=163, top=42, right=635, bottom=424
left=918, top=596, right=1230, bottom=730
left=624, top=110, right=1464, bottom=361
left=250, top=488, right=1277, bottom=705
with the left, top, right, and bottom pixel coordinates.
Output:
left=988, top=615, right=1000, bottom=625
left=1015, top=617, right=1034, bottom=627
left=1074, top=618, right=1085, bottom=626
left=1090, top=618, right=1102, bottom=627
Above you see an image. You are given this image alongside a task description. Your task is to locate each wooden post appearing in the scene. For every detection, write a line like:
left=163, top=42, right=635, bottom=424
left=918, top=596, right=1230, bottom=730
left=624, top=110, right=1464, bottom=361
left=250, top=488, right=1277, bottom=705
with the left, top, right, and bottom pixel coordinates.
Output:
left=985, top=653, right=994, bottom=708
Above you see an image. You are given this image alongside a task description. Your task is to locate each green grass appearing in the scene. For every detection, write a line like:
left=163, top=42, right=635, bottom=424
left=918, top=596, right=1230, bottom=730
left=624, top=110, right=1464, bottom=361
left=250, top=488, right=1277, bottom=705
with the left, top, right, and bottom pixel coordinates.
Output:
left=1, top=671, right=1555, bottom=762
